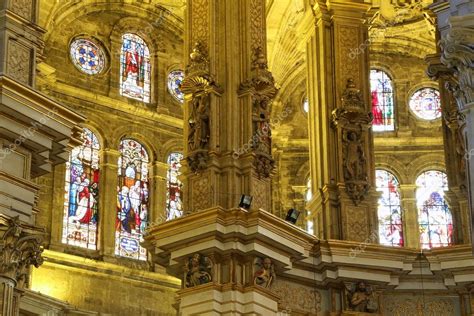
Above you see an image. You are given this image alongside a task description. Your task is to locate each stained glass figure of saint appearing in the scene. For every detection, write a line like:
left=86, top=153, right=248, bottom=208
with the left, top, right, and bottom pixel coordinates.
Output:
left=417, top=171, right=453, bottom=249
left=115, top=139, right=149, bottom=260
left=62, top=128, right=100, bottom=249
left=375, top=170, right=403, bottom=247
left=370, top=69, right=394, bottom=132
left=120, top=34, right=151, bottom=103
left=409, top=88, right=441, bottom=120
left=166, top=153, right=184, bottom=220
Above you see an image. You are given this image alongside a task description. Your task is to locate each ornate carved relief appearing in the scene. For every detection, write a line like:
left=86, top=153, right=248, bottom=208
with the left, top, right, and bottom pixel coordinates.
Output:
left=251, top=177, right=268, bottom=211
left=7, top=40, right=32, bottom=86
left=440, top=27, right=474, bottom=112
left=384, top=296, right=455, bottom=315
left=239, top=47, right=278, bottom=178
left=184, top=253, right=212, bottom=288
left=182, top=42, right=222, bottom=173
left=249, top=0, right=266, bottom=53
left=190, top=0, right=209, bottom=47
left=253, top=257, right=275, bottom=288
left=191, top=175, right=211, bottom=212
left=345, top=206, right=369, bottom=242
left=332, top=79, right=372, bottom=205
left=345, top=281, right=378, bottom=313
left=8, top=0, right=34, bottom=21
left=338, top=27, right=360, bottom=89
left=272, top=280, right=321, bottom=313
left=0, top=217, right=44, bottom=289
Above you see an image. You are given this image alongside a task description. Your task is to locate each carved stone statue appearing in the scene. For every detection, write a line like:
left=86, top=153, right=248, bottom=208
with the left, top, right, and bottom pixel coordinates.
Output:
left=346, top=281, right=378, bottom=313
left=188, top=93, right=210, bottom=152
left=184, top=253, right=212, bottom=288
left=253, top=257, right=275, bottom=288
left=343, top=131, right=367, bottom=181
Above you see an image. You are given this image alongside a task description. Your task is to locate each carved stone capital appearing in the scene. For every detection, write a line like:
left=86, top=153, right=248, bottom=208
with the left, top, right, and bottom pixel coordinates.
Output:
left=440, top=26, right=474, bottom=111
left=0, top=217, right=44, bottom=288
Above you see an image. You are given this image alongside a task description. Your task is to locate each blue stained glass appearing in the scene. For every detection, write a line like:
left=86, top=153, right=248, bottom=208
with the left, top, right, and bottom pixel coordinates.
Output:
left=167, top=70, right=185, bottom=103
left=70, top=39, right=105, bottom=75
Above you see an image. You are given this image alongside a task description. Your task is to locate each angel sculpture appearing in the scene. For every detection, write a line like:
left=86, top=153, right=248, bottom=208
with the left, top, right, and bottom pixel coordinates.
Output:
left=253, top=257, right=275, bottom=288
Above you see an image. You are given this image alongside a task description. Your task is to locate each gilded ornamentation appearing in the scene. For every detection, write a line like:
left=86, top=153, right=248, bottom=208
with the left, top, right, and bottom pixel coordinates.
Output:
left=7, top=40, right=31, bottom=85
left=249, top=0, right=265, bottom=53
left=9, top=0, right=33, bottom=21
left=0, top=217, right=44, bottom=289
left=338, top=27, right=360, bottom=89
left=239, top=47, right=278, bottom=178
left=184, top=253, right=212, bottom=288
left=253, top=257, right=275, bottom=288
left=345, top=281, right=378, bottom=313
left=272, top=280, right=321, bottom=313
left=332, top=79, right=372, bottom=205
left=345, top=207, right=369, bottom=242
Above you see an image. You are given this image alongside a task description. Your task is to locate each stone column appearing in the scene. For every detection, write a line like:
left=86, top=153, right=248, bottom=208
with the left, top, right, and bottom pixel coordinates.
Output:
left=0, top=216, right=44, bottom=316
left=181, top=0, right=277, bottom=215
left=430, top=0, right=474, bottom=245
left=400, top=184, right=418, bottom=248
left=150, top=161, right=168, bottom=222
left=100, top=148, right=120, bottom=258
left=306, top=1, right=377, bottom=242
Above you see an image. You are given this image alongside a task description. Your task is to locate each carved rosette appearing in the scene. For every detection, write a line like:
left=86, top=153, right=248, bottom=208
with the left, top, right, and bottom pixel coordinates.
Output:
left=183, top=253, right=213, bottom=288
left=238, top=47, right=278, bottom=178
left=181, top=42, right=222, bottom=173
left=440, top=26, right=474, bottom=111
left=332, top=79, right=372, bottom=205
left=0, top=217, right=44, bottom=289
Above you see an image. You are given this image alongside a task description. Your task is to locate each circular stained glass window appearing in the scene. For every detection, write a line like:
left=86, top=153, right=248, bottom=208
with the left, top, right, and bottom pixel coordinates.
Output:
left=409, top=88, right=441, bottom=120
left=70, top=38, right=106, bottom=75
left=167, top=70, right=184, bottom=103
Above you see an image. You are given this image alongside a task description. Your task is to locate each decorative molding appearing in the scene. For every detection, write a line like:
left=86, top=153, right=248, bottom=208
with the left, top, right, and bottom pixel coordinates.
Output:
left=249, top=0, right=266, bottom=54
left=384, top=296, right=455, bottom=315
left=7, top=40, right=32, bottom=86
left=8, top=0, right=34, bottom=21
left=272, top=280, right=321, bottom=313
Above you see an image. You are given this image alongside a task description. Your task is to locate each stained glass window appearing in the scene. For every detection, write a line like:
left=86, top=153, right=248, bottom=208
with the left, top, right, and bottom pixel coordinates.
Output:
left=376, top=170, right=403, bottom=247
left=370, top=69, right=394, bottom=132
left=166, top=153, right=184, bottom=220
left=305, top=178, right=313, bottom=234
left=167, top=70, right=184, bottom=103
left=409, top=88, right=441, bottom=120
left=120, top=34, right=151, bottom=103
left=62, top=128, right=100, bottom=249
left=303, top=98, right=309, bottom=114
left=116, top=139, right=149, bottom=260
left=70, top=39, right=106, bottom=75
left=417, top=171, right=453, bottom=249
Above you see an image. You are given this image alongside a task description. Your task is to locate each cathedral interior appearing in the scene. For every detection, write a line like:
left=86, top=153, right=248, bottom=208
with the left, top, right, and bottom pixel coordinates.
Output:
left=0, top=0, right=474, bottom=315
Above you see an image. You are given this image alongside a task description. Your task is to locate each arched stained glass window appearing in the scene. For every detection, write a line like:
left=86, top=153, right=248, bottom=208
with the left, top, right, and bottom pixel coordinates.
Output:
left=370, top=69, right=394, bottom=132
left=409, top=88, right=441, bottom=120
left=120, top=34, right=151, bottom=103
left=116, top=139, right=149, bottom=260
left=376, top=170, right=403, bottom=247
left=305, top=178, right=313, bottom=234
left=62, top=128, right=100, bottom=249
left=166, top=152, right=183, bottom=220
left=70, top=38, right=106, bottom=75
left=167, top=70, right=184, bottom=103
left=417, top=171, right=453, bottom=249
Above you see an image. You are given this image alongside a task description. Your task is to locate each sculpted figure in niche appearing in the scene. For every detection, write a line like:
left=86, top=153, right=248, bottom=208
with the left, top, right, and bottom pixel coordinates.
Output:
left=346, top=281, right=378, bottom=313
left=254, top=257, right=275, bottom=288
left=188, top=93, right=210, bottom=151
left=344, top=131, right=366, bottom=181
left=184, top=253, right=212, bottom=288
